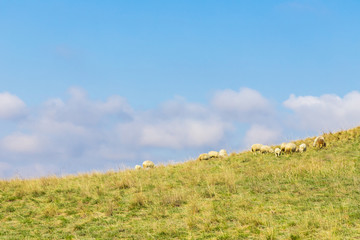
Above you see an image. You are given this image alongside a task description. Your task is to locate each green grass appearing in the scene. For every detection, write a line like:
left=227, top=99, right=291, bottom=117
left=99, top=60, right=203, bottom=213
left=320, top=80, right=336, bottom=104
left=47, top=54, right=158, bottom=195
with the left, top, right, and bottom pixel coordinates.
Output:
left=1, top=127, right=360, bottom=239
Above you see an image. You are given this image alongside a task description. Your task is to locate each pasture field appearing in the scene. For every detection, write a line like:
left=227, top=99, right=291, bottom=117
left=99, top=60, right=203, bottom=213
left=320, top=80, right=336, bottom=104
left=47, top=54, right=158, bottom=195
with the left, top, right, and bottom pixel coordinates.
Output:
left=1, top=127, right=360, bottom=239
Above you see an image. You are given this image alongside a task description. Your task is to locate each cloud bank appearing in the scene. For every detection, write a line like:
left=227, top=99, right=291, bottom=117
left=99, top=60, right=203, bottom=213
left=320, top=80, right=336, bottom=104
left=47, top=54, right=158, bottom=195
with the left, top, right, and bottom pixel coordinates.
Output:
left=0, top=92, right=26, bottom=120
left=1, top=88, right=360, bottom=179
left=283, top=91, right=360, bottom=131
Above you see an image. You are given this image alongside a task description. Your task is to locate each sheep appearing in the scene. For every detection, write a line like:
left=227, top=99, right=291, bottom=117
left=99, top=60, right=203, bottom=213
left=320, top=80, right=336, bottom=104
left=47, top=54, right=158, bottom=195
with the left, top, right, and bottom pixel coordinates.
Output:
left=284, top=143, right=296, bottom=154
left=197, top=153, right=210, bottom=161
left=208, top=151, right=219, bottom=158
left=135, top=165, right=142, bottom=170
left=299, top=143, right=307, bottom=153
left=142, top=160, right=155, bottom=169
left=274, top=148, right=281, bottom=157
left=219, top=149, right=228, bottom=158
left=251, top=144, right=263, bottom=154
left=313, top=136, right=326, bottom=148
left=260, top=145, right=274, bottom=154
left=280, top=143, right=287, bottom=152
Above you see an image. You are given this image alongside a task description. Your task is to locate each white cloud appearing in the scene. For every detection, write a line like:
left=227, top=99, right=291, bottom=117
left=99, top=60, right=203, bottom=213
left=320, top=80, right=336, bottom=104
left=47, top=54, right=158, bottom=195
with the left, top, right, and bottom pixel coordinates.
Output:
left=0, top=87, right=279, bottom=178
left=4, top=87, right=359, bottom=179
left=0, top=88, right=134, bottom=166
left=1, top=133, right=42, bottom=154
left=211, top=88, right=273, bottom=122
left=243, top=124, right=282, bottom=148
left=0, top=92, right=26, bottom=120
left=159, top=96, right=208, bottom=118
left=116, top=97, right=230, bottom=149
left=283, top=91, right=360, bottom=132
left=42, top=87, right=133, bottom=126
left=139, top=119, right=227, bottom=149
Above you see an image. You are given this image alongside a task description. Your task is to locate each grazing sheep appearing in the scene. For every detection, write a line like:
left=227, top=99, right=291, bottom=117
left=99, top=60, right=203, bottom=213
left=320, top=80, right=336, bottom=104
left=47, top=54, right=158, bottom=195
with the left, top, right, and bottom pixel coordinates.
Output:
left=280, top=143, right=287, bottom=152
left=197, top=153, right=210, bottom=161
left=142, top=160, right=155, bottom=169
left=274, top=148, right=281, bottom=157
left=299, top=143, right=307, bottom=153
left=313, top=136, right=326, bottom=148
left=260, top=145, right=274, bottom=154
left=251, top=144, right=263, bottom=154
left=208, top=151, right=219, bottom=158
left=135, top=165, right=142, bottom=170
left=219, top=149, right=228, bottom=158
left=284, top=143, right=296, bottom=154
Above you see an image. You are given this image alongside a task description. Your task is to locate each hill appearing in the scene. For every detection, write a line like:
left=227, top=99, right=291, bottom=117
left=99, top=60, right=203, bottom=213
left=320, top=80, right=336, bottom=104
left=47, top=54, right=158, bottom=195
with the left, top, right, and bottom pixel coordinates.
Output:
left=1, top=127, right=360, bottom=239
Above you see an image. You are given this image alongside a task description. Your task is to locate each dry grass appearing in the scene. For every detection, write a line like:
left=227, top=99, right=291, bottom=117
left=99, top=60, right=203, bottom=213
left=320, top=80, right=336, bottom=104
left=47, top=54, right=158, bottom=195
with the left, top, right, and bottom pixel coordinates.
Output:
left=1, top=126, right=360, bottom=239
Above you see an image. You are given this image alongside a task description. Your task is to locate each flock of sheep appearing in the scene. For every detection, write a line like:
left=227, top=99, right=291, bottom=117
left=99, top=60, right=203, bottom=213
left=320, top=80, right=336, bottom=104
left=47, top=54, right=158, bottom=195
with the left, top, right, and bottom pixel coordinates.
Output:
left=251, top=136, right=326, bottom=157
left=195, top=136, right=326, bottom=161
left=197, top=149, right=228, bottom=161
left=135, top=160, right=155, bottom=170
left=135, top=136, right=326, bottom=169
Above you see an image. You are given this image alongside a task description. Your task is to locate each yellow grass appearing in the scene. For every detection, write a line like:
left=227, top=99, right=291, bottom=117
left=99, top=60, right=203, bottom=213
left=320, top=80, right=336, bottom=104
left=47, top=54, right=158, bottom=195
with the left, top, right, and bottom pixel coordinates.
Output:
left=0, top=126, right=360, bottom=239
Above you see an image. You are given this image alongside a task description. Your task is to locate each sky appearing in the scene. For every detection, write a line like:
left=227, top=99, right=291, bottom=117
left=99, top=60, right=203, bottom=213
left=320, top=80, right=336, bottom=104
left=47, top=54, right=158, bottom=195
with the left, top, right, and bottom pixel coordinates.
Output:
left=0, top=1, right=360, bottom=178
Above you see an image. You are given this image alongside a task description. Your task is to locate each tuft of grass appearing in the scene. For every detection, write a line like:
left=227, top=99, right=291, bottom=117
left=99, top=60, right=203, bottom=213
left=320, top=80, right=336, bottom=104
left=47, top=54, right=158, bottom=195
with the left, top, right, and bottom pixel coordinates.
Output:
left=129, top=192, right=147, bottom=209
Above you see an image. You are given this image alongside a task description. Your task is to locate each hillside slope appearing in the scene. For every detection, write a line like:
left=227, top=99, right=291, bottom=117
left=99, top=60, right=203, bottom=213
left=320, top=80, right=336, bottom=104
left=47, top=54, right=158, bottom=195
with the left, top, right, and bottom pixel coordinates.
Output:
left=1, top=127, right=360, bottom=239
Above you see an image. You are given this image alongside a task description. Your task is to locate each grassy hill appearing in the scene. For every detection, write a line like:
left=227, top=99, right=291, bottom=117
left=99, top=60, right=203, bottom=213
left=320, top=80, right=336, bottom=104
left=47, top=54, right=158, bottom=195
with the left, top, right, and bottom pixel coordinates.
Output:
left=1, top=127, right=360, bottom=239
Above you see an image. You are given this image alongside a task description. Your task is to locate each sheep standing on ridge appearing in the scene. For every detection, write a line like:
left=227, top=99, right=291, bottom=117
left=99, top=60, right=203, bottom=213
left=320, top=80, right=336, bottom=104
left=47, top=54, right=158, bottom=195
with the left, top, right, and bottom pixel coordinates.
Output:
left=208, top=151, right=219, bottom=158
left=299, top=143, right=307, bottom=153
left=219, top=149, right=228, bottom=158
left=142, top=160, right=155, bottom=169
left=251, top=144, right=263, bottom=154
left=280, top=143, right=287, bottom=152
left=260, top=145, right=274, bottom=154
left=313, top=136, right=326, bottom=148
left=135, top=165, right=142, bottom=170
left=275, top=148, right=281, bottom=157
left=197, top=153, right=210, bottom=161
left=284, top=143, right=296, bottom=154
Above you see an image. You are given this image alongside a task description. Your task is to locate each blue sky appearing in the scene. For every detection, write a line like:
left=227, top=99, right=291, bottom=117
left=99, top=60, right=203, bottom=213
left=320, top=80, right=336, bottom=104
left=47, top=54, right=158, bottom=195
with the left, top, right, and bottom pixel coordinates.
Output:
left=0, top=1, right=360, bottom=178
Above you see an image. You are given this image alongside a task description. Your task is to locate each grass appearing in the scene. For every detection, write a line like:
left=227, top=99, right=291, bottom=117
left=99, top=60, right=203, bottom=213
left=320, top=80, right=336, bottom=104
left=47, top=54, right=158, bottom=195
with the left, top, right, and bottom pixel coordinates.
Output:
left=1, top=127, right=360, bottom=239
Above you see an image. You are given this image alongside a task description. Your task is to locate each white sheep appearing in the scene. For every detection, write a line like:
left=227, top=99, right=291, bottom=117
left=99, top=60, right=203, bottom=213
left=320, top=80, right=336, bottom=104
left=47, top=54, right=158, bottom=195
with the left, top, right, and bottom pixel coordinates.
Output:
left=142, top=160, right=155, bottom=169
left=135, top=165, right=142, bottom=170
left=260, top=145, right=274, bottom=154
left=280, top=143, right=287, bottom=152
left=313, top=136, right=326, bottom=148
left=219, top=149, right=228, bottom=158
left=197, top=153, right=210, bottom=161
left=284, top=143, right=296, bottom=154
left=274, top=148, right=281, bottom=157
left=208, top=151, right=219, bottom=158
left=251, top=144, right=263, bottom=154
left=299, top=143, right=307, bottom=153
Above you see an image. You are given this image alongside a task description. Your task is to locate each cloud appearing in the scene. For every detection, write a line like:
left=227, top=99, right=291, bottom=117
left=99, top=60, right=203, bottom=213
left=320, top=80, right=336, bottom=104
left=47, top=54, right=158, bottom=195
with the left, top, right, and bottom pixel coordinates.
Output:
left=211, top=88, right=273, bottom=122
left=1, top=133, right=42, bottom=154
left=139, top=119, right=227, bottom=149
left=2, top=86, right=359, bottom=179
left=0, top=87, right=278, bottom=178
left=42, top=87, right=133, bottom=126
left=0, top=92, right=26, bottom=120
left=117, top=97, right=230, bottom=149
left=23, top=88, right=134, bottom=160
left=243, top=124, right=282, bottom=148
left=283, top=91, right=360, bottom=132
